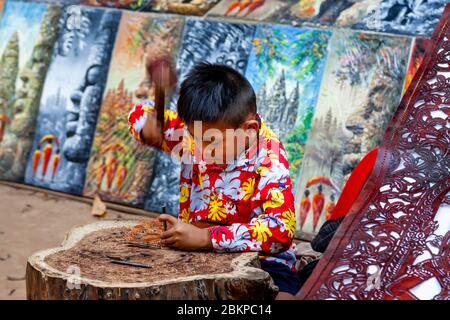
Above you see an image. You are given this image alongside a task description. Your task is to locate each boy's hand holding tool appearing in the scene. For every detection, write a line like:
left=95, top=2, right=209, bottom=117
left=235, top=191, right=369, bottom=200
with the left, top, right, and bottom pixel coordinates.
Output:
left=158, top=214, right=213, bottom=251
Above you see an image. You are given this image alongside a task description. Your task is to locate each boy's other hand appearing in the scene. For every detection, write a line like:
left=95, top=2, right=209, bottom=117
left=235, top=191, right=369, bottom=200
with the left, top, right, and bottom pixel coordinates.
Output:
left=158, top=214, right=213, bottom=251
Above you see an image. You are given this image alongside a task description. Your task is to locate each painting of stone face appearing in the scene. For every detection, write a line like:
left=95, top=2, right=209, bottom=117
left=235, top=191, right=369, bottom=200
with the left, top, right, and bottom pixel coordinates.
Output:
left=151, top=0, right=220, bottom=15
left=275, top=0, right=381, bottom=27
left=84, top=12, right=184, bottom=208
left=176, top=18, right=255, bottom=82
left=0, top=1, right=61, bottom=182
left=244, top=25, right=331, bottom=183
left=404, top=38, right=431, bottom=93
left=295, top=30, right=411, bottom=238
left=206, top=0, right=295, bottom=22
left=82, top=0, right=153, bottom=10
left=144, top=18, right=256, bottom=215
left=23, top=7, right=120, bottom=195
left=352, top=0, right=448, bottom=37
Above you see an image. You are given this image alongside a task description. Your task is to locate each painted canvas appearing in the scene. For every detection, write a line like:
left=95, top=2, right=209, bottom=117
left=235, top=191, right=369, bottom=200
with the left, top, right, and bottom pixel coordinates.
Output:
left=83, top=12, right=184, bottom=207
left=206, top=0, right=295, bottom=22
left=295, top=30, right=412, bottom=238
left=275, top=0, right=381, bottom=27
left=176, top=18, right=255, bottom=82
left=403, top=37, right=430, bottom=93
left=34, top=0, right=152, bottom=10
left=145, top=18, right=256, bottom=215
left=352, top=0, right=448, bottom=37
left=82, top=0, right=154, bottom=10
left=32, top=0, right=82, bottom=4
left=0, top=1, right=61, bottom=182
left=244, top=24, right=331, bottom=182
left=23, top=7, right=120, bottom=194
left=150, top=0, right=220, bottom=16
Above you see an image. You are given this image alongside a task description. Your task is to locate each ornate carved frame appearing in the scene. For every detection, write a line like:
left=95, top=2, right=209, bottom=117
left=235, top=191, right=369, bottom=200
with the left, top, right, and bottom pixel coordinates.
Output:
left=297, top=5, right=450, bottom=300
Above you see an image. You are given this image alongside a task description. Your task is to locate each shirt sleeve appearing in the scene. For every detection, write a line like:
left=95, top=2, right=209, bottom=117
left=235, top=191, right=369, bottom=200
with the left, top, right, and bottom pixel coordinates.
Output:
left=127, top=100, right=185, bottom=153
left=208, top=141, right=296, bottom=255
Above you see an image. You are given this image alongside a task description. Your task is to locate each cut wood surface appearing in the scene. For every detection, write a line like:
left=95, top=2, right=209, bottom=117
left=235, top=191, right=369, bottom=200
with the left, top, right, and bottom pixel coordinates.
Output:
left=26, top=220, right=278, bottom=300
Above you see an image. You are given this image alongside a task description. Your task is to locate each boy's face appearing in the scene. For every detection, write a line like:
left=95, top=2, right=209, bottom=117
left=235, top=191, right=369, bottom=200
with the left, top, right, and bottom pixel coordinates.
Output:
left=187, top=114, right=260, bottom=165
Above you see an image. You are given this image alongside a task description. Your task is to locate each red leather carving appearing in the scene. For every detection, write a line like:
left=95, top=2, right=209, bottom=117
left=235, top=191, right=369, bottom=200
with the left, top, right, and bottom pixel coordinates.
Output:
left=297, top=5, right=450, bottom=300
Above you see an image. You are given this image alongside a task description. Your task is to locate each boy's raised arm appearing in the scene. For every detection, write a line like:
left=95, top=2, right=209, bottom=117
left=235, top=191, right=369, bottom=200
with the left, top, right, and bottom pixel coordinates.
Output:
left=128, top=101, right=185, bottom=153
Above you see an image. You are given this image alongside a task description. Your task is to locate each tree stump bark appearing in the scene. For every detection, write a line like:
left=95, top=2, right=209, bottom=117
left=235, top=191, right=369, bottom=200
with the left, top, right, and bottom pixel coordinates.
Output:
left=26, top=220, right=278, bottom=300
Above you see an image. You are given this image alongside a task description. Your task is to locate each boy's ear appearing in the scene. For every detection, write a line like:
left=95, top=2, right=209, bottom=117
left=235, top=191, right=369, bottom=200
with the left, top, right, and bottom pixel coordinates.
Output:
left=242, top=119, right=260, bottom=133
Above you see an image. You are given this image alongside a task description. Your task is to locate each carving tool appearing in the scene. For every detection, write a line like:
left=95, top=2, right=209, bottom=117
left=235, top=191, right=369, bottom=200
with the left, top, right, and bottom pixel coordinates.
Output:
left=162, top=205, right=167, bottom=231
left=109, top=258, right=152, bottom=269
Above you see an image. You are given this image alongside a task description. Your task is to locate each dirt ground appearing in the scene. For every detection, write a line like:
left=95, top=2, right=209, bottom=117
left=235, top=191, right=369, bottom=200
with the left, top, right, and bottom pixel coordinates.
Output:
left=0, top=183, right=146, bottom=300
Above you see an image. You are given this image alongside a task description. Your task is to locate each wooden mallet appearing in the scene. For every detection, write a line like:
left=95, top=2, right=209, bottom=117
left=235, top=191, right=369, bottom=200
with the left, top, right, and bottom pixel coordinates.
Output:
left=146, top=56, right=177, bottom=132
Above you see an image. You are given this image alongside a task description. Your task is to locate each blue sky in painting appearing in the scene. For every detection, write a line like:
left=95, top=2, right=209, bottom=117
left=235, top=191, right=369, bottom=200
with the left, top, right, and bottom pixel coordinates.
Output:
left=0, top=1, right=48, bottom=73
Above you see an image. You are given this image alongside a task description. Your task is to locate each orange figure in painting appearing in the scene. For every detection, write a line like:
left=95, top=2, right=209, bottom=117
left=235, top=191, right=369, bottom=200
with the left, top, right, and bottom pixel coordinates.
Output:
left=32, top=148, right=41, bottom=177
left=299, top=189, right=311, bottom=228
left=32, top=135, right=60, bottom=180
left=51, top=150, right=60, bottom=181
left=225, top=0, right=266, bottom=16
left=325, top=193, right=336, bottom=221
left=116, top=164, right=128, bottom=191
left=245, top=0, right=265, bottom=16
left=97, top=158, right=106, bottom=191
left=225, top=1, right=240, bottom=15
left=106, top=156, right=119, bottom=191
left=41, top=144, right=53, bottom=178
left=312, top=184, right=325, bottom=232
left=237, top=0, right=252, bottom=14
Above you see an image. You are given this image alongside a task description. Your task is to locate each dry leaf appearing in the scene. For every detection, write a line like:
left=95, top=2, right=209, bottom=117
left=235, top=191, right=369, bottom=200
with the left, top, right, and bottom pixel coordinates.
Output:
left=91, top=195, right=107, bottom=217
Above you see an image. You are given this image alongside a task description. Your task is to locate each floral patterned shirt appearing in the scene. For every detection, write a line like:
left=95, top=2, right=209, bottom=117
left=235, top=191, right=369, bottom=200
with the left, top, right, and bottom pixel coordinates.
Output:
left=128, top=102, right=298, bottom=271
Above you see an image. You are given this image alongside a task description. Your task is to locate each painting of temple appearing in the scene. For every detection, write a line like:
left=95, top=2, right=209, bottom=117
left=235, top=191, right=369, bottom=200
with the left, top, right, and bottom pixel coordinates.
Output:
left=84, top=12, right=184, bottom=208
left=295, top=30, right=412, bottom=238
left=23, top=6, right=120, bottom=195
left=244, top=24, right=331, bottom=181
left=0, top=1, right=61, bottom=182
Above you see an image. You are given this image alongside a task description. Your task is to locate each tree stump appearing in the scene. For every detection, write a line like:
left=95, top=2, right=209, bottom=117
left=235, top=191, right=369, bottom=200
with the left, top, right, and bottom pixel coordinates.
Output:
left=26, top=220, right=278, bottom=300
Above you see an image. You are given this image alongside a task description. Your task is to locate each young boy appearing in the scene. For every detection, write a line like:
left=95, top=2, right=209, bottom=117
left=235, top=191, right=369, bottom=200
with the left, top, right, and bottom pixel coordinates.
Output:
left=128, top=62, right=300, bottom=299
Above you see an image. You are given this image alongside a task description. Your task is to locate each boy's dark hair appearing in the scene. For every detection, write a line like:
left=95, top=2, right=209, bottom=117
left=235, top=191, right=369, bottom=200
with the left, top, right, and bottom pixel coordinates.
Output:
left=177, top=62, right=257, bottom=127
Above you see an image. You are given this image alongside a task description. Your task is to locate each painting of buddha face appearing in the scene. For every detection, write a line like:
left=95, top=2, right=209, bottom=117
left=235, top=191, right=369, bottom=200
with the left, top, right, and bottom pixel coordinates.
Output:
left=23, top=7, right=121, bottom=195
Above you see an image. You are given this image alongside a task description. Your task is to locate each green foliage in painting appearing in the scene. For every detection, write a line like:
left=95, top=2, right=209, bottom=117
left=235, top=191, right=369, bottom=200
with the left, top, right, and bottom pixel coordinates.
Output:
left=291, top=30, right=329, bottom=81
